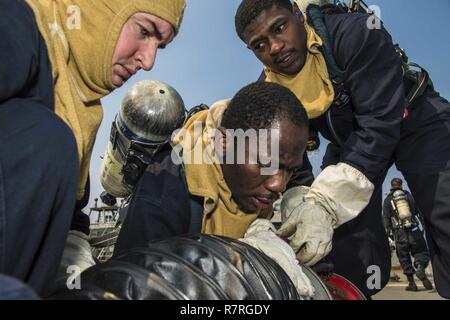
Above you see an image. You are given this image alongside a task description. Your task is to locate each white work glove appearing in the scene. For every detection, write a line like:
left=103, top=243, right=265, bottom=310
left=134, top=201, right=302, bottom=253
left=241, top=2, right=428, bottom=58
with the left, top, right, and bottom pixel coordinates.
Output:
left=278, top=163, right=374, bottom=267
left=239, top=219, right=315, bottom=298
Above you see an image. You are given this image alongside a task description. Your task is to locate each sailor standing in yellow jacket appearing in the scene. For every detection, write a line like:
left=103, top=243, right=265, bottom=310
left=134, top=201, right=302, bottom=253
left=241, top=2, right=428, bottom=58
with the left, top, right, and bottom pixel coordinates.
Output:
left=0, top=0, right=185, bottom=296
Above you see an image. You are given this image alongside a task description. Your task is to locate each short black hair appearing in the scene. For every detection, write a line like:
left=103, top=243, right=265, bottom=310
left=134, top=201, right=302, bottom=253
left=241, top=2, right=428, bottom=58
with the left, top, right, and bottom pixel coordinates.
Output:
left=235, top=0, right=293, bottom=41
left=221, top=82, right=308, bottom=132
left=391, top=178, right=403, bottom=188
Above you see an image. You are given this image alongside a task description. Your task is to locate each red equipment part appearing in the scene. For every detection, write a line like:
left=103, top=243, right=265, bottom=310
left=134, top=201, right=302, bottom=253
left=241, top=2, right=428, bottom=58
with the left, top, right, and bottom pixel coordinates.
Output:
left=320, top=273, right=367, bottom=300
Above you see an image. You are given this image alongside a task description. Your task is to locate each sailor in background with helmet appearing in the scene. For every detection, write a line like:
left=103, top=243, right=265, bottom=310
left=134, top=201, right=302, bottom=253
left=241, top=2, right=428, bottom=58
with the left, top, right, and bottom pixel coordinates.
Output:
left=383, top=178, right=433, bottom=292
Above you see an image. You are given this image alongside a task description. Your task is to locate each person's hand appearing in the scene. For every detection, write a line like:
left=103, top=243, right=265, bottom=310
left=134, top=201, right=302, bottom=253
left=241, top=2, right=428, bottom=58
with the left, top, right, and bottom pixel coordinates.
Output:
left=278, top=163, right=374, bottom=266
left=239, top=219, right=316, bottom=297
left=278, top=200, right=334, bottom=266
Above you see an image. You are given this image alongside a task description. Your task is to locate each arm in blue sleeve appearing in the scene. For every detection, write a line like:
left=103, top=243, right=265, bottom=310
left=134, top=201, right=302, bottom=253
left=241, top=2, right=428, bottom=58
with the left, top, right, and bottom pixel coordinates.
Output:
left=114, top=164, right=191, bottom=254
left=332, top=14, right=406, bottom=180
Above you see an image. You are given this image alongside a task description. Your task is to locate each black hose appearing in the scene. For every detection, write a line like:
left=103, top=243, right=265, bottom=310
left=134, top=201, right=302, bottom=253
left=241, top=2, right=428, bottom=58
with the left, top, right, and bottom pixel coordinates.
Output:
left=50, top=234, right=303, bottom=300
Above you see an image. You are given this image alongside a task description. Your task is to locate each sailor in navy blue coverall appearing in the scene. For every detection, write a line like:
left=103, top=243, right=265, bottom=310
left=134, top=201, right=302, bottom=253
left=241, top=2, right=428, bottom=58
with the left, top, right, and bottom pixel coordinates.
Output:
left=293, top=13, right=450, bottom=298
left=235, top=0, right=450, bottom=298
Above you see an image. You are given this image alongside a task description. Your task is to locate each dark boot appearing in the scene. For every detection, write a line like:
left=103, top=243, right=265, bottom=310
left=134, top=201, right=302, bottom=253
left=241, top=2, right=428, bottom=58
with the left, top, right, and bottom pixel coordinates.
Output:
left=405, top=275, right=418, bottom=291
left=416, top=265, right=434, bottom=290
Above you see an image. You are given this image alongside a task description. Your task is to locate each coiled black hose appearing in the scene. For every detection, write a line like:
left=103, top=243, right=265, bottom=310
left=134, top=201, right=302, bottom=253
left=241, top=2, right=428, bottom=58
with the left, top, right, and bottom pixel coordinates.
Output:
left=50, top=234, right=302, bottom=300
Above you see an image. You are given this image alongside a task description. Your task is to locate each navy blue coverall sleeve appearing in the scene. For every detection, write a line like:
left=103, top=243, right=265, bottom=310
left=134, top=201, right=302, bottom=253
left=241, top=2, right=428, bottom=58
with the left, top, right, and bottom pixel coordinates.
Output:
left=331, top=14, right=406, bottom=180
left=0, top=0, right=78, bottom=296
left=114, top=150, right=192, bottom=255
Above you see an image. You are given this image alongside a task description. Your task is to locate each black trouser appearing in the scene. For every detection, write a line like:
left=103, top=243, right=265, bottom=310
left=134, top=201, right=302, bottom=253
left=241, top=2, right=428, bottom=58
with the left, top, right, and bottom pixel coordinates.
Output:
left=394, top=90, right=450, bottom=298
left=0, top=100, right=78, bottom=296
left=394, top=227, right=430, bottom=276
left=322, top=145, right=391, bottom=298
